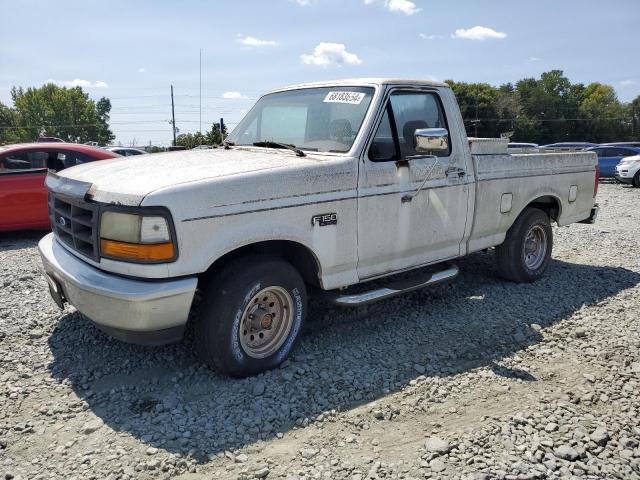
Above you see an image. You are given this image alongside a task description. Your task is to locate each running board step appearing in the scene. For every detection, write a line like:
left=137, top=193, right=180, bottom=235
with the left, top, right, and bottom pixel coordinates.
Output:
left=318, top=264, right=459, bottom=307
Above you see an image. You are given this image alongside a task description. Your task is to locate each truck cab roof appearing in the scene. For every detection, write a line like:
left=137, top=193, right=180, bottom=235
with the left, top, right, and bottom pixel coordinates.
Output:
left=268, top=78, right=449, bottom=94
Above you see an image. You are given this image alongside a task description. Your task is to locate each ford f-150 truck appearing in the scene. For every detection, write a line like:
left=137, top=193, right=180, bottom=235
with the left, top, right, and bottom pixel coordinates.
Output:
left=39, top=79, right=599, bottom=377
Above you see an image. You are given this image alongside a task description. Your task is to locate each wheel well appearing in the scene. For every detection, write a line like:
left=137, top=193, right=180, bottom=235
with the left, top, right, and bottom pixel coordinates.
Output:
left=201, top=241, right=321, bottom=287
left=526, top=195, right=561, bottom=223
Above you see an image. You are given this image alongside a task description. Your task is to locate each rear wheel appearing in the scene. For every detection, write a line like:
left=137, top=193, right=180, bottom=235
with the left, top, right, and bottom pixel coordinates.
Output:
left=495, top=208, right=553, bottom=283
left=194, top=255, right=307, bottom=377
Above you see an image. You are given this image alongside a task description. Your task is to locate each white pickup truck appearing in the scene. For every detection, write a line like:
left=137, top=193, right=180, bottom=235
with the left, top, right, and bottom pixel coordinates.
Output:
left=39, top=78, right=599, bottom=377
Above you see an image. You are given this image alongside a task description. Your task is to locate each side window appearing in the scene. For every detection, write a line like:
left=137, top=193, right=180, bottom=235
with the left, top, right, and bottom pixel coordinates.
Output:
left=390, top=92, right=449, bottom=158
left=594, top=149, right=606, bottom=158
left=620, top=149, right=637, bottom=157
left=368, top=91, right=450, bottom=162
left=0, top=150, right=49, bottom=173
left=368, top=107, right=397, bottom=161
left=62, top=150, right=99, bottom=168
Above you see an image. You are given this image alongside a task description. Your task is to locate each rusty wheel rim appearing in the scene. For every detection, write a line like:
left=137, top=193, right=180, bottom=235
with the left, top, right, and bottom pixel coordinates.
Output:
left=239, top=286, right=294, bottom=359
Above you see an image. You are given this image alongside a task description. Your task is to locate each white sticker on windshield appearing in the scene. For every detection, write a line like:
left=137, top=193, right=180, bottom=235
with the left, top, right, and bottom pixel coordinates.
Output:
left=323, top=91, right=366, bottom=105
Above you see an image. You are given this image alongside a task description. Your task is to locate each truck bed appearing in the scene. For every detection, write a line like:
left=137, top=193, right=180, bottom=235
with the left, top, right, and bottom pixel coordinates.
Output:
left=467, top=151, right=596, bottom=253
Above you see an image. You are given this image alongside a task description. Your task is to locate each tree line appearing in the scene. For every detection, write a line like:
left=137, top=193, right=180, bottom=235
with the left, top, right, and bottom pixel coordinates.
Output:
left=1, top=71, right=639, bottom=146
left=446, top=70, right=640, bottom=144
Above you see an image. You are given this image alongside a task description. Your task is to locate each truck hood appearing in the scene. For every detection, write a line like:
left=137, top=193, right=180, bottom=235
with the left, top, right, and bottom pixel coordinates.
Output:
left=54, top=147, right=339, bottom=206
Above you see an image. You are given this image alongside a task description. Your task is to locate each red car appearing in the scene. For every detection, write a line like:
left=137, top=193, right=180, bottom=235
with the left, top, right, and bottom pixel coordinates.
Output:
left=0, top=143, right=119, bottom=231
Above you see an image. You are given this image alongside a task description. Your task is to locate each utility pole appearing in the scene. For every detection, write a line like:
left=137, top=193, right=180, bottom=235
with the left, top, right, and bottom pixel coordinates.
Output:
left=220, top=117, right=225, bottom=143
left=199, top=48, right=202, bottom=135
left=171, top=85, right=177, bottom=146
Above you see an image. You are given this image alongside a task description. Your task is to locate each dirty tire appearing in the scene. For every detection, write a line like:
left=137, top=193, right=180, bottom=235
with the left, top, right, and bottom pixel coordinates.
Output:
left=495, top=208, right=553, bottom=283
left=194, top=255, right=306, bottom=377
left=633, top=172, right=640, bottom=188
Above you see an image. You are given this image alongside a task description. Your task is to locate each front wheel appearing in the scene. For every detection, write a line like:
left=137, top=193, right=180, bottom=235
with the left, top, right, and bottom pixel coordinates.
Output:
left=194, top=255, right=307, bottom=377
left=495, top=208, right=553, bottom=283
left=633, top=171, right=640, bottom=188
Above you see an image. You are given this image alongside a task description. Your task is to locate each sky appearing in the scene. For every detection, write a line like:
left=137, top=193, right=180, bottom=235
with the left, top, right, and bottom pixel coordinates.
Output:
left=1, top=0, right=639, bottom=146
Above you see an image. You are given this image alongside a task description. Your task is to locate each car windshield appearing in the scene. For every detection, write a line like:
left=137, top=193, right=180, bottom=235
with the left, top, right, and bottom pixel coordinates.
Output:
left=227, top=86, right=375, bottom=153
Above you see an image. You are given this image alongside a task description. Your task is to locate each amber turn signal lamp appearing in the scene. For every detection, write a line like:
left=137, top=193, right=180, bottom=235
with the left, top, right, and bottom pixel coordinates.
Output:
left=100, top=239, right=175, bottom=262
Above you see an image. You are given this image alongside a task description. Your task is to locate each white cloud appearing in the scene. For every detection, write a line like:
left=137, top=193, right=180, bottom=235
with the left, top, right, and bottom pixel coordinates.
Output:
left=619, top=79, right=636, bottom=87
left=45, top=78, right=108, bottom=88
left=452, top=26, right=507, bottom=41
left=67, top=78, right=92, bottom=87
left=365, top=0, right=420, bottom=15
left=301, top=42, right=362, bottom=67
left=237, top=34, right=278, bottom=47
left=419, top=33, right=442, bottom=40
left=138, top=67, right=145, bottom=73
left=528, top=57, right=541, bottom=62
left=222, top=91, right=249, bottom=99
left=293, top=0, right=311, bottom=4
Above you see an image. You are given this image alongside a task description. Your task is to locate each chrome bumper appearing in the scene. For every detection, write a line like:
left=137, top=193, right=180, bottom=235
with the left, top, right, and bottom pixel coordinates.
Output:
left=38, top=233, right=197, bottom=343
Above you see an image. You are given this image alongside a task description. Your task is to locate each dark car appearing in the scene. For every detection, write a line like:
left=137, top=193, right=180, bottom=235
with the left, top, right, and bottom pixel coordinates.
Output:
left=0, top=143, right=119, bottom=231
left=601, top=142, right=640, bottom=148
left=541, top=142, right=599, bottom=151
left=586, top=146, right=640, bottom=178
left=508, top=142, right=538, bottom=150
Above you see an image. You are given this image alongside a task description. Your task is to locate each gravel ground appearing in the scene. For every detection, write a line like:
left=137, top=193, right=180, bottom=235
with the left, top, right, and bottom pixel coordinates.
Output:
left=1, top=183, right=639, bottom=480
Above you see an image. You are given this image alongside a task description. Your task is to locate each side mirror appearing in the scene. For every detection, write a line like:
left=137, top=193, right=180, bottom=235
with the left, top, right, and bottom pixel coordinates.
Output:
left=414, top=128, right=449, bottom=155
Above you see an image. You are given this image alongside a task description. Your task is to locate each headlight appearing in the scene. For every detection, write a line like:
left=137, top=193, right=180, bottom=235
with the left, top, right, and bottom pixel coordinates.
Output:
left=99, top=211, right=176, bottom=263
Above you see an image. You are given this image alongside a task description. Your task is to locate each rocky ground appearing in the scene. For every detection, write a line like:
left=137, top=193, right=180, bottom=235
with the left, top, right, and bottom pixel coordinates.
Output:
left=1, top=182, right=639, bottom=480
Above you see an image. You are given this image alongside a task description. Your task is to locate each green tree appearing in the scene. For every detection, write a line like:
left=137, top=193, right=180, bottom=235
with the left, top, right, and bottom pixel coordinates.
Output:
left=176, top=122, right=228, bottom=149
left=94, top=97, right=114, bottom=144
left=515, top=70, right=581, bottom=143
left=0, top=101, right=21, bottom=144
left=445, top=80, right=500, bottom=138
left=206, top=122, right=228, bottom=145
left=630, top=95, right=640, bottom=140
left=175, top=131, right=207, bottom=149
left=577, top=83, right=629, bottom=142
left=9, top=83, right=114, bottom=144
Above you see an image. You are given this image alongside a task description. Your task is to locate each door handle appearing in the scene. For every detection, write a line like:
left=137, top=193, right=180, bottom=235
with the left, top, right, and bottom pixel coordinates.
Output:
left=446, top=167, right=466, bottom=178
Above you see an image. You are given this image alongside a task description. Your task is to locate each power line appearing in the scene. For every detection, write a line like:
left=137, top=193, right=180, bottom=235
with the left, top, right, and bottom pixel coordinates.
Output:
left=463, top=117, right=633, bottom=122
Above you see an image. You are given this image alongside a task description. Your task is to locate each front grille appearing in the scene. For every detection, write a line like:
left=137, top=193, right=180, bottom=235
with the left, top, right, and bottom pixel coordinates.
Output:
left=48, top=194, right=99, bottom=260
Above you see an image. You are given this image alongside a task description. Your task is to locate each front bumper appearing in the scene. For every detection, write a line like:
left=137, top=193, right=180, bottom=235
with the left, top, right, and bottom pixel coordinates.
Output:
left=615, top=173, right=634, bottom=184
left=38, top=233, right=197, bottom=345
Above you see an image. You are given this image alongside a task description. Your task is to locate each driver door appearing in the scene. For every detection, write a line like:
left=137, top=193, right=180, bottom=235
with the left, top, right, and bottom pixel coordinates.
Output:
left=356, top=88, right=470, bottom=279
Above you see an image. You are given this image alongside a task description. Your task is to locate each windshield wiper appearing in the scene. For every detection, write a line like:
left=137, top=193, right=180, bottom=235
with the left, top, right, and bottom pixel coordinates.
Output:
left=252, top=141, right=306, bottom=157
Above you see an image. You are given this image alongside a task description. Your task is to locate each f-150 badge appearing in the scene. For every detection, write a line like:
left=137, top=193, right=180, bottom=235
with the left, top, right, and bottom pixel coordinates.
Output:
left=311, top=213, right=337, bottom=227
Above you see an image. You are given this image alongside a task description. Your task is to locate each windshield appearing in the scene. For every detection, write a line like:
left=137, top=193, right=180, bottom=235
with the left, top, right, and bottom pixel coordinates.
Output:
left=227, top=86, right=375, bottom=153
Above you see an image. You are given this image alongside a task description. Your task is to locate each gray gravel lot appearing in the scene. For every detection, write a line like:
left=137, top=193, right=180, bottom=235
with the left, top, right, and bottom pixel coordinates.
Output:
left=1, top=183, right=639, bottom=480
